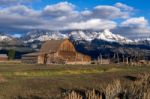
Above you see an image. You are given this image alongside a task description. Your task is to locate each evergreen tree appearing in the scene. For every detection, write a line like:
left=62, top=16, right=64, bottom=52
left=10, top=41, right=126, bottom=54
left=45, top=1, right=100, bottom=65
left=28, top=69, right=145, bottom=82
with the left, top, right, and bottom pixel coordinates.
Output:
left=8, top=49, right=16, bottom=60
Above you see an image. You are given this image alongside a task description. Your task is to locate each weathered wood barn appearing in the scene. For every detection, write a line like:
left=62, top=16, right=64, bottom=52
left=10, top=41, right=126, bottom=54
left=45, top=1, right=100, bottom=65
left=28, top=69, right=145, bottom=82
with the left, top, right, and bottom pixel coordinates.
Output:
left=22, top=39, right=91, bottom=64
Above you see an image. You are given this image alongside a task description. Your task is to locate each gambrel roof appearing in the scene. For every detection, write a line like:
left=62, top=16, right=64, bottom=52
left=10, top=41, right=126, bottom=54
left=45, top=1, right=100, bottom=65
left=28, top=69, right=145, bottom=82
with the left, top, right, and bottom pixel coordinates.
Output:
left=40, top=39, right=68, bottom=53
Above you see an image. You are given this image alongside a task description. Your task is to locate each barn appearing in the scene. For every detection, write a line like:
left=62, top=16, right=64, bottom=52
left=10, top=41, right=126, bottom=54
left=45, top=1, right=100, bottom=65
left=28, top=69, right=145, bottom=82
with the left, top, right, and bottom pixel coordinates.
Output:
left=0, top=54, right=8, bottom=61
left=22, top=39, right=91, bottom=64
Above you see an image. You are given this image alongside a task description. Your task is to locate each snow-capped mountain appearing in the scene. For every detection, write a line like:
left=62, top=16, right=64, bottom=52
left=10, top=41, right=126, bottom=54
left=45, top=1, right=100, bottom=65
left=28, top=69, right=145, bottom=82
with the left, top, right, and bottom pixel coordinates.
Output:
left=0, top=32, right=24, bottom=46
left=69, top=29, right=133, bottom=43
left=134, top=38, right=150, bottom=45
left=22, top=29, right=134, bottom=44
left=23, top=30, right=68, bottom=43
left=135, top=38, right=150, bottom=42
left=69, top=31, right=94, bottom=41
left=96, top=29, right=133, bottom=43
left=0, top=33, right=14, bottom=41
left=1, top=29, right=150, bottom=45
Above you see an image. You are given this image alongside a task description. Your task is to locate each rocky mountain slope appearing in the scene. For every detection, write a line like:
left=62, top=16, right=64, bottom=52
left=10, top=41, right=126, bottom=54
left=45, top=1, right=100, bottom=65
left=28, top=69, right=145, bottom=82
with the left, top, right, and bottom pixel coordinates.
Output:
left=22, top=29, right=134, bottom=44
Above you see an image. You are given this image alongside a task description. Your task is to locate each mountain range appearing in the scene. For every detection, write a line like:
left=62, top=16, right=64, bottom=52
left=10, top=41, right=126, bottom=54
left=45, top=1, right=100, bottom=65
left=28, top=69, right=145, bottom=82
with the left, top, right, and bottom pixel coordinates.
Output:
left=1, top=29, right=150, bottom=59
left=0, top=29, right=149, bottom=44
left=0, top=29, right=149, bottom=49
left=0, top=33, right=14, bottom=41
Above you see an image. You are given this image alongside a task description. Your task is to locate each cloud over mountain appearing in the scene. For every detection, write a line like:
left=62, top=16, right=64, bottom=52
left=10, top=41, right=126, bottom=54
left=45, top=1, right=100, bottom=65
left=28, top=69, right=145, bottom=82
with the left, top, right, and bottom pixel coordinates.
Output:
left=0, top=1, right=149, bottom=39
left=113, top=17, right=150, bottom=39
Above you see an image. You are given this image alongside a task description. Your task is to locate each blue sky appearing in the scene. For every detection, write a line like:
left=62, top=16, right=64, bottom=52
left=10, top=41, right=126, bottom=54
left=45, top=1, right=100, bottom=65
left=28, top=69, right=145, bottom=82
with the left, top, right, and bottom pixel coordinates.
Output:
left=0, top=0, right=150, bottom=39
left=33, top=0, right=150, bottom=12
left=34, top=0, right=150, bottom=21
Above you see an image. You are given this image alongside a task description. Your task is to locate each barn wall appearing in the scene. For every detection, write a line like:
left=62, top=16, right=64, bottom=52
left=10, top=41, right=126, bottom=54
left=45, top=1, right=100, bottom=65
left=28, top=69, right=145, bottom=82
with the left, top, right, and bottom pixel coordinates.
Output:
left=58, top=39, right=76, bottom=52
left=46, top=53, right=54, bottom=64
left=76, top=53, right=91, bottom=62
left=38, top=55, right=45, bottom=64
left=58, top=39, right=77, bottom=62
left=0, top=57, right=8, bottom=61
left=22, top=56, right=38, bottom=64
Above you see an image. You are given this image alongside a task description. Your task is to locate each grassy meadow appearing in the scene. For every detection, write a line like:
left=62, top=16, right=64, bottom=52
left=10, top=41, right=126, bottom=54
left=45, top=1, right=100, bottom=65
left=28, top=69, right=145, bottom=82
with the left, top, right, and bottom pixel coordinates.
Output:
left=0, top=62, right=150, bottom=98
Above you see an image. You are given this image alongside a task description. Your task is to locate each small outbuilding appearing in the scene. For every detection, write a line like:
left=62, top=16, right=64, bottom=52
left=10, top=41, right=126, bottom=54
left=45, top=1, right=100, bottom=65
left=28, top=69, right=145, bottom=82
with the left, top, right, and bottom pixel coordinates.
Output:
left=21, top=52, right=40, bottom=64
left=0, top=54, right=8, bottom=61
left=22, top=39, right=91, bottom=64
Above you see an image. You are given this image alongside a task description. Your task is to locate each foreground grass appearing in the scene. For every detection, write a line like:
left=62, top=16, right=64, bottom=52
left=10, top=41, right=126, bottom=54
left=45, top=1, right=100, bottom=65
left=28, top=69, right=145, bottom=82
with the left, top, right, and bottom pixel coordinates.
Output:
left=0, top=63, right=150, bottom=77
left=0, top=63, right=150, bottom=98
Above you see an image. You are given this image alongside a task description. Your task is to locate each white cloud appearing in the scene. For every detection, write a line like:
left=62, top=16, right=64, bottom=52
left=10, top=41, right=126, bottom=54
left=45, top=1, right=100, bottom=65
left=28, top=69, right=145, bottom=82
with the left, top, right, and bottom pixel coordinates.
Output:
left=115, top=2, right=133, bottom=11
left=0, top=5, right=40, bottom=17
left=81, top=10, right=92, bottom=16
left=113, top=17, right=150, bottom=39
left=93, top=5, right=129, bottom=19
left=41, top=2, right=78, bottom=20
left=0, top=5, right=44, bottom=32
left=44, top=2, right=75, bottom=12
left=65, top=19, right=117, bottom=30
left=81, top=4, right=131, bottom=20
left=121, top=17, right=148, bottom=27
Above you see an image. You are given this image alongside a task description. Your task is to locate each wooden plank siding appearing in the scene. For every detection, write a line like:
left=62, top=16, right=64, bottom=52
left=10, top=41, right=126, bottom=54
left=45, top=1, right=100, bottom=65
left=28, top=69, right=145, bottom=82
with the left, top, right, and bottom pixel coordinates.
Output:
left=22, top=39, right=91, bottom=64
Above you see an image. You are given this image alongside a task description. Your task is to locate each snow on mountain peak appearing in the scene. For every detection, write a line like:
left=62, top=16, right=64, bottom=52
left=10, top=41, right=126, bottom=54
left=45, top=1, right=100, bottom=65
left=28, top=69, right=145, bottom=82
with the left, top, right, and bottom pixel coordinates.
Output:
left=103, top=29, right=113, bottom=35
left=134, top=38, right=150, bottom=42
left=24, top=30, right=68, bottom=42
left=22, top=29, right=134, bottom=44
left=96, top=29, right=133, bottom=43
left=69, top=31, right=93, bottom=41
left=0, top=33, right=13, bottom=41
left=69, top=29, right=134, bottom=43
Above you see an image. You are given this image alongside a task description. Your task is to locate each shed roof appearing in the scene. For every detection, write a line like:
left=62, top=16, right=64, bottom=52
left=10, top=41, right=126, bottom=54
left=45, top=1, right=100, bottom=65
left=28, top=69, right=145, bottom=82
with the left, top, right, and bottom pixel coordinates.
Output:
left=0, top=54, right=8, bottom=58
left=40, top=39, right=67, bottom=53
left=22, top=52, right=40, bottom=57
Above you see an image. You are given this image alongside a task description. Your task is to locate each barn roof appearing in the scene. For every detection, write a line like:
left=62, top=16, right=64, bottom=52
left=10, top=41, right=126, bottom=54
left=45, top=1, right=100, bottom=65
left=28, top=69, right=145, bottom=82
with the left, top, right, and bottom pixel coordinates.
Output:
left=40, top=39, right=67, bottom=53
left=22, top=52, right=40, bottom=57
left=0, top=54, right=8, bottom=58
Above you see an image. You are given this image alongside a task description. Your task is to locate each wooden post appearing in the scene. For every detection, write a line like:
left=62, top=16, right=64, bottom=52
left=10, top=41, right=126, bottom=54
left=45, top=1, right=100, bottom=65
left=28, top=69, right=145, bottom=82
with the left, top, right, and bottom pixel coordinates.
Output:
left=82, top=54, right=83, bottom=62
left=126, top=57, right=129, bottom=64
left=107, top=54, right=110, bottom=64
left=100, top=54, right=102, bottom=64
left=113, top=53, right=116, bottom=59
left=122, top=54, right=125, bottom=64
left=130, top=58, right=132, bottom=65
left=97, top=56, right=99, bottom=64
left=117, top=53, right=119, bottom=64
left=75, top=53, right=77, bottom=64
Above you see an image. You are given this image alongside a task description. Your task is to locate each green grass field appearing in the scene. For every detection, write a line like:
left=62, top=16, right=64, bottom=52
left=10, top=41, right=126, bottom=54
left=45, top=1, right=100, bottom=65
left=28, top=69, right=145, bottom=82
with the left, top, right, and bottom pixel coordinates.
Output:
left=0, top=62, right=150, bottom=99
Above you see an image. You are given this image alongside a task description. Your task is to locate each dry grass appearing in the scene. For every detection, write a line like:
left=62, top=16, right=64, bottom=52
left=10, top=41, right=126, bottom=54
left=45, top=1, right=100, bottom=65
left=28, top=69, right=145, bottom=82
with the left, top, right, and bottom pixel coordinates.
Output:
left=64, top=73, right=150, bottom=99
left=127, top=73, right=150, bottom=99
left=0, top=74, right=7, bottom=83
left=64, top=90, right=102, bottom=99
left=0, top=63, right=150, bottom=98
left=105, top=80, right=122, bottom=99
left=64, top=91, right=82, bottom=99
